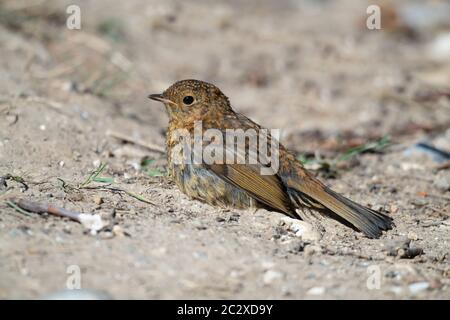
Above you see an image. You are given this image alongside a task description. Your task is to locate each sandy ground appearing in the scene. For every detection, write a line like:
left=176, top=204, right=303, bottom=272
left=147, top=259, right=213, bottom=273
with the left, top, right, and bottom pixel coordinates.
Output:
left=0, top=0, right=449, bottom=299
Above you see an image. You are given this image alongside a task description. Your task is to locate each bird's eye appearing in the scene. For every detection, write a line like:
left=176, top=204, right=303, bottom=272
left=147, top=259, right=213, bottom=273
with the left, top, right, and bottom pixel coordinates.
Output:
left=183, top=95, right=194, bottom=105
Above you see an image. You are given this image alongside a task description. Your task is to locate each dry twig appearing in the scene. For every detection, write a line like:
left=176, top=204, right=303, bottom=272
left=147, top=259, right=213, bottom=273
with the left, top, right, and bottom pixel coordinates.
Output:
left=8, top=198, right=106, bottom=233
left=106, top=130, right=165, bottom=154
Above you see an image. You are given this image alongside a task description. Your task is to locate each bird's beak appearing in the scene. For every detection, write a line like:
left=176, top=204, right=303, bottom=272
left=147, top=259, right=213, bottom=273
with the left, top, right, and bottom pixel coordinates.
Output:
left=148, top=93, right=175, bottom=106
left=148, top=93, right=164, bottom=102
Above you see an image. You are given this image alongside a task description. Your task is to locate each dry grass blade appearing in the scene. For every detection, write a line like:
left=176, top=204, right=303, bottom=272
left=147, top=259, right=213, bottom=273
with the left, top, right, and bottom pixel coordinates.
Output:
left=83, top=186, right=156, bottom=206
left=78, top=163, right=108, bottom=189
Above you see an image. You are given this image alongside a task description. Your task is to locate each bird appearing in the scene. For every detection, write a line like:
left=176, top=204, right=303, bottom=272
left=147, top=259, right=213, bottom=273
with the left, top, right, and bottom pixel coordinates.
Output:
left=149, top=79, right=394, bottom=238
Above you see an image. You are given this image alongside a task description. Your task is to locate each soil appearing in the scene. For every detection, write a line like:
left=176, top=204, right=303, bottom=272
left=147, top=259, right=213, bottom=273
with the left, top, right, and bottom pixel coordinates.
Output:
left=0, top=0, right=449, bottom=299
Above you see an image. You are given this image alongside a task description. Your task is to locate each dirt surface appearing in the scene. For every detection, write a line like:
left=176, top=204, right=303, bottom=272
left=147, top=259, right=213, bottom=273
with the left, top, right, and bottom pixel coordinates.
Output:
left=0, top=0, right=449, bottom=299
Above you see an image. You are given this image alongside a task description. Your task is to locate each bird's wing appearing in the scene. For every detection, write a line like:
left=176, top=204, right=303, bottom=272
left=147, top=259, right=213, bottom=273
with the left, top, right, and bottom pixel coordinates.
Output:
left=204, top=126, right=297, bottom=217
left=207, top=163, right=297, bottom=217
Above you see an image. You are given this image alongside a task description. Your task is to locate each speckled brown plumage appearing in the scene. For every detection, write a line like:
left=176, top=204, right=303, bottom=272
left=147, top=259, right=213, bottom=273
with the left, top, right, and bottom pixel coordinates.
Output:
left=149, top=79, right=394, bottom=238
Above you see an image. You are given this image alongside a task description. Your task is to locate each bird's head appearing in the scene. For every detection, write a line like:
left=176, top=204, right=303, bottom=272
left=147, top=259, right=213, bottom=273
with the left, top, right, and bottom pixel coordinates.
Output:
left=148, top=79, right=232, bottom=122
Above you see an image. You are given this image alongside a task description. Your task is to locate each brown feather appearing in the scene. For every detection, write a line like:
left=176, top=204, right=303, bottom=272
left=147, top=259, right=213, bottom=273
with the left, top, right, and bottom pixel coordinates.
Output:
left=208, top=164, right=297, bottom=218
left=284, top=175, right=393, bottom=238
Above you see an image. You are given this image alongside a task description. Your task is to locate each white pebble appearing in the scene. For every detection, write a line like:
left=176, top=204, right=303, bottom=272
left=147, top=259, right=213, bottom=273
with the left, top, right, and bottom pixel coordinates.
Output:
left=281, top=216, right=321, bottom=241
left=39, top=124, right=46, bottom=131
left=306, top=286, right=325, bottom=295
left=123, top=172, right=132, bottom=179
left=263, top=270, right=283, bottom=285
left=92, top=159, right=101, bottom=167
left=408, top=282, right=429, bottom=294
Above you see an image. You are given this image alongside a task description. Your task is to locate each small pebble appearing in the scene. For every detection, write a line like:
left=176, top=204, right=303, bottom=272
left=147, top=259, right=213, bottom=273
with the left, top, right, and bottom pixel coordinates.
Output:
left=263, top=270, right=283, bottom=285
left=112, top=225, right=125, bottom=237
left=123, top=172, right=132, bottom=180
left=6, top=114, right=18, bottom=125
left=193, top=221, right=207, bottom=230
left=99, top=231, right=114, bottom=239
left=408, top=282, right=429, bottom=294
left=280, top=217, right=321, bottom=242
left=286, top=240, right=305, bottom=254
left=433, top=174, right=450, bottom=192
left=306, top=286, right=325, bottom=295
left=94, top=196, right=103, bottom=205
left=407, top=232, right=419, bottom=241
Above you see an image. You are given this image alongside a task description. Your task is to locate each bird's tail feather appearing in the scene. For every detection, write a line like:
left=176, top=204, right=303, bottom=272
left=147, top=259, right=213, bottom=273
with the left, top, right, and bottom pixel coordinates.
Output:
left=289, top=184, right=394, bottom=238
left=322, top=187, right=394, bottom=238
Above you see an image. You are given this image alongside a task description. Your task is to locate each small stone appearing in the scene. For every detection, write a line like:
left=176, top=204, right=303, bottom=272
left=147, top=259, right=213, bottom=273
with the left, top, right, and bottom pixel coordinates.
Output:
left=6, top=114, right=18, bottom=125
left=61, top=80, right=74, bottom=92
left=286, top=240, right=305, bottom=254
left=390, top=204, right=399, bottom=213
left=123, top=172, right=132, bottom=180
left=408, top=282, right=429, bottom=294
left=407, top=232, right=419, bottom=241
left=383, top=237, right=424, bottom=259
left=112, top=225, right=125, bottom=237
left=99, top=231, right=114, bottom=239
left=39, top=124, right=46, bottom=131
left=281, top=285, right=292, bottom=296
left=193, top=221, right=207, bottom=230
left=67, top=192, right=84, bottom=202
left=263, top=270, right=283, bottom=285
left=280, top=217, right=321, bottom=241
left=433, top=174, right=450, bottom=192
left=306, top=286, right=325, bottom=295
left=72, top=151, right=81, bottom=161
left=94, top=196, right=103, bottom=205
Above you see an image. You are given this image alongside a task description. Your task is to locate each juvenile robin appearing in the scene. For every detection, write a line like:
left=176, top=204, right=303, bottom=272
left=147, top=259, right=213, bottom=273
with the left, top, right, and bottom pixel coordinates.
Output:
left=149, top=79, right=393, bottom=238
